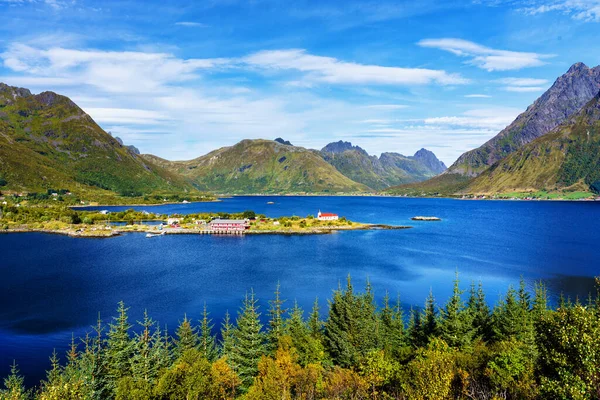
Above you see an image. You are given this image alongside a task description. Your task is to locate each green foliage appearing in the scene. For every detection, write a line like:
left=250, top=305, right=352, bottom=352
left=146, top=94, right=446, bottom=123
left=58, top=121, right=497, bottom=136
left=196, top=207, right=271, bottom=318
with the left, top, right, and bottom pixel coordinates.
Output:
left=8, top=275, right=600, bottom=400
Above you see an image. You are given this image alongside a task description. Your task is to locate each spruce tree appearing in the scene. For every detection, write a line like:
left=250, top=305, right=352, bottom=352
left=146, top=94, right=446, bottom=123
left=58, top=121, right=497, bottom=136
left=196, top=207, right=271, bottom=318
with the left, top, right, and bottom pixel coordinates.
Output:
left=266, top=282, right=286, bottom=354
left=174, top=314, right=198, bottom=358
left=199, top=303, right=218, bottom=362
left=2, top=361, right=27, bottom=399
left=439, top=273, right=475, bottom=349
left=407, top=307, right=424, bottom=347
left=231, top=291, right=266, bottom=390
left=422, top=289, right=438, bottom=342
left=380, top=292, right=405, bottom=355
left=131, top=310, right=160, bottom=383
left=467, top=281, right=491, bottom=341
left=308, top=297, right=323, bottom=340
left=220, top=310, right=235, bottom=361
left=106, top=301, right=134, bottom=389
left=324, top=277, right=357, bottom=367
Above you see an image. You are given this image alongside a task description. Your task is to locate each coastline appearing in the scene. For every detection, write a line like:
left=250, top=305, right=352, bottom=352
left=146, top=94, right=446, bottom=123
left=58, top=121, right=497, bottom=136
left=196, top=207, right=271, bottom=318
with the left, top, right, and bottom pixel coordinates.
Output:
left=0, top=223, right=411, bottom=238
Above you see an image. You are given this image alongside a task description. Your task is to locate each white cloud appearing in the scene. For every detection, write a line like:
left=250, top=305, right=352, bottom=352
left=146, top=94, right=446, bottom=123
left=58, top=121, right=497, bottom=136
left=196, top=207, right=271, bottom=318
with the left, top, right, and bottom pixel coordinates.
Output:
left=465, top=94, right=492, bottom=98
left=504, top=86, right=545, bottom=92
left=496, top=77, right=549, bottom=86
left=243, top=49, right=469, bottom=86
left=175, top=22, right=208, bottom=27
left=424, top=107, right=521, bottom=130
left=418, top=38, right=554, bottom=71
left=496, top=77, right=549, bottom=93
left=521, top=0, right=600, bottom=22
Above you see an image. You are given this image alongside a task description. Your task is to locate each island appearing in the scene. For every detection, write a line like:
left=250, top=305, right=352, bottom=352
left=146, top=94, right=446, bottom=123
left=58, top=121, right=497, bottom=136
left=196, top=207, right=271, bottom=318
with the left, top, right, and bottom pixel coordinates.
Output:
left=0, top=205, right=410, bottom=238
left=411, top=216, right=442, bottom=221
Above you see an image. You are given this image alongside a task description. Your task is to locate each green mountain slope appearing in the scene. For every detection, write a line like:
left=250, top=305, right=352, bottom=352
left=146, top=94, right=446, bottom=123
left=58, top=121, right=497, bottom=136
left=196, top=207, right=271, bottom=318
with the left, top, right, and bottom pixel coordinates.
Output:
left=466, top=92, right=600, bottom=194
left=448, top=62, right=600, bottom=177
left=0, top=83, right=196, bottom=197
left=320, top=141, right=446, bottom=190
left=143, top=139, right=369, bottom=194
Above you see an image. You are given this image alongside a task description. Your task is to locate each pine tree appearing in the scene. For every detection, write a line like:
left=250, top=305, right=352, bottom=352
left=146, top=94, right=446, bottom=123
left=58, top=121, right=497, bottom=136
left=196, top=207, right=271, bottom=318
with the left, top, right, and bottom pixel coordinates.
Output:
left=199, top=303, right=218, bottom=362
left=380, top=292, right=405, bottom=355
left=266, top=282, right=286, bottom=354
left=439, top=272, right=475, bottom=349
left=467, top=281, right=491, bottom=341
left=324, top=277, right=357, bottom=367
left=2, top=361, right=27, bottom=399
left=220, top=310, right=235, bottom=361
left=106, top=301, right=134, bottom=389
left=131, top=309, right=160, bottom=383
left=286, top=301, right=325, bottom=366
left=308, top=297, right=323, bottom=340
left=422, top=289, right=438, bottom=342
left=174, top=314, right=198, bottom=358
left=407, top=307, right=424, bottom=348
left=532, top=281, right=549, bottom=321
left=231, top=290, right=266, bottom=390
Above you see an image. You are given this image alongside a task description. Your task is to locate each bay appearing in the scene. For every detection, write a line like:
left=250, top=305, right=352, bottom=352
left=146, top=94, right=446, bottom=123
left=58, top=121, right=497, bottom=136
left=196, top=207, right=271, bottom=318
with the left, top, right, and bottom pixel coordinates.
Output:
left=1, top=196, right=599, bottom=384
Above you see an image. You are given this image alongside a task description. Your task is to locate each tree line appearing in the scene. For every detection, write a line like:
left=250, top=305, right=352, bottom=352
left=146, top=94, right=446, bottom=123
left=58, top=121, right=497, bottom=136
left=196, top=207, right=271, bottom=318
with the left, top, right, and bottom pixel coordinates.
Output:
left=2, top=274, right=599, bottom=400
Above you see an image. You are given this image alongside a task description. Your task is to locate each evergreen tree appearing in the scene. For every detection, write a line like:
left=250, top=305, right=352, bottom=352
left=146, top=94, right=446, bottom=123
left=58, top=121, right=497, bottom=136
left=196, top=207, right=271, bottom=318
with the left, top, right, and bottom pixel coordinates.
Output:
left=199, top=303, right=218, bottom=362
left=467, top=281, right=491, bottom=340
left=439, top=273, right=475, bottom=349
left=324, top=276, right=379, bottom=367
left=131, top=310, right=160, bottom=383
left=78, top=313, right=110, bottom=399
left=231, top=291, right=266, bottom=390
left=532, top=281, right=549, bottom=321
left=286, top=301, right=325, bottom=366
left=380, top=292, right=405, bottom=355
left=491, top=285, right=535, bottom=347
left=407, top=307, right=424, bottom=348
left=220, top=310, right=235, bottom=361
left=422, top=289, right=438, bottom=342
left=308, top=297, right=323, bottom=340
left=106, top=301, right=134, bottom=389
left=2, top=361, right=27, bottom=399
left=174, top=314, right=198, bottom=358
left=266, top=282, right=286, bottom=354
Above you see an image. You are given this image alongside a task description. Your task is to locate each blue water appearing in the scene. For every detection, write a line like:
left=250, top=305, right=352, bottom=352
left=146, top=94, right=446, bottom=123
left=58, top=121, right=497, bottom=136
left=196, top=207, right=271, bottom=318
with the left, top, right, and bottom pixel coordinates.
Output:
left=2, top=196, right=600, bottom=384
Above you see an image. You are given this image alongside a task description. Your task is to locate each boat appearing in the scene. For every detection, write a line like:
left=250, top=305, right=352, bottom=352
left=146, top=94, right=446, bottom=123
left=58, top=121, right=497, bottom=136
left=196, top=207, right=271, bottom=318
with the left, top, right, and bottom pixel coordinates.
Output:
left=146, top=232, right=166, bottom=238
left=267, top=201, right=275, bottom=204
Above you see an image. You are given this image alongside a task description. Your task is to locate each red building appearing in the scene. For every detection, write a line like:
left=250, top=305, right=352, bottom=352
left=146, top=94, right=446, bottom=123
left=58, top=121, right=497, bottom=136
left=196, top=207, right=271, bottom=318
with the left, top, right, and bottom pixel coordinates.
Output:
left=209, top=219, right=249, bottom=233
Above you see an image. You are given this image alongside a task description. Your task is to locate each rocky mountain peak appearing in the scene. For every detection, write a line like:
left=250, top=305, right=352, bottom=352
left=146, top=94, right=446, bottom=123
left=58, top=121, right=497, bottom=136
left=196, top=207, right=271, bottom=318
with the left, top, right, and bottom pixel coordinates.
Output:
left=0, top=83, right=33, bottom=106
left=412, top=148, right=447, bottom=174
left=321, top=140, right=366, bottom=154
left=567, top=62, right=589, bottom=74
left=446, top=63, right=600, bottom=177
left=274, top=137, right=293, bottom=146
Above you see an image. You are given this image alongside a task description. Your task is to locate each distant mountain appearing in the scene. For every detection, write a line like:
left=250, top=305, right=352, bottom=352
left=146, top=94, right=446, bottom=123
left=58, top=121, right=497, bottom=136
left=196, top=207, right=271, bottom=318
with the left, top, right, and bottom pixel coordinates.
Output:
left=143, top=139, right=368, bottom=194
left=0, top=83, right=195, bottom=197
left=448, top=62, right=600, bottom=177
left=466, top=91, right=600, bottom=194
left=413, top=148, right=447, bottom=174
left=274, top=137, right=293, bottom=146
left=319, top=141, right=446, bottom=190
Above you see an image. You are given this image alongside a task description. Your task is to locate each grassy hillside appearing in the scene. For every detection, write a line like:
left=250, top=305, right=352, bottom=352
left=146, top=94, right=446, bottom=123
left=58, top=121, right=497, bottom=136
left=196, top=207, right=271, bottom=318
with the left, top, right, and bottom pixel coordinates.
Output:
left=144, top=139, right=369, bottom=194
left=0, top=84, right=197, bottom=198
left=466, top=93, right=600, bottom=195
left=383, top=173, right=472, bottom=197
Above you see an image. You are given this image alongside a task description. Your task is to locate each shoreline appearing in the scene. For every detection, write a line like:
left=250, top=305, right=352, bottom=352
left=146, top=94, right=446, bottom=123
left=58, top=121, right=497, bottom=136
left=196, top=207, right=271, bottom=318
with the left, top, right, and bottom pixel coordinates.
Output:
left=0, top=223, right=411, bottom=238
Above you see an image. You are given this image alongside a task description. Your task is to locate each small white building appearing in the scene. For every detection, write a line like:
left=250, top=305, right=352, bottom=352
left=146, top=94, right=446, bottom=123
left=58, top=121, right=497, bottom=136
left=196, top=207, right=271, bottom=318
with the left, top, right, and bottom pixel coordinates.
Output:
left=317, top=210, right=339, bottom=221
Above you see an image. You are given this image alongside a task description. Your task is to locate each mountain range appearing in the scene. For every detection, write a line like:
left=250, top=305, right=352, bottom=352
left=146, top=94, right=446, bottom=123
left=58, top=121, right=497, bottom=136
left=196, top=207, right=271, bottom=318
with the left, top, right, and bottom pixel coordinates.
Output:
left=0, top=83, right=446, bottom=196
left=387, top=62, right=600, bottom=197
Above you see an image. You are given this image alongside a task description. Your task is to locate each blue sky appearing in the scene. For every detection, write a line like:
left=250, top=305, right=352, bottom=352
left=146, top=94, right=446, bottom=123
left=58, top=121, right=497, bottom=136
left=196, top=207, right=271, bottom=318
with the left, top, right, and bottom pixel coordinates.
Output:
left=1, top=0, right=599, bottom=164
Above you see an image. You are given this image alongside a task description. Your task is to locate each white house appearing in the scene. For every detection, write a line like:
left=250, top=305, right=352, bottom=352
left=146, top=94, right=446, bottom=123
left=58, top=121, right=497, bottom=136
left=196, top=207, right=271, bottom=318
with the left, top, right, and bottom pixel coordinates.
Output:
left=317, top=210, right=339, bottom=221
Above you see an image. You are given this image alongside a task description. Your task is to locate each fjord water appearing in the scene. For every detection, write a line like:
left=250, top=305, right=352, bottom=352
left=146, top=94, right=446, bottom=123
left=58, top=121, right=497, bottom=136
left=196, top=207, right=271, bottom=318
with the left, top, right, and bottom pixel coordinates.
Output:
left=2, top=196, right=600, bottom=384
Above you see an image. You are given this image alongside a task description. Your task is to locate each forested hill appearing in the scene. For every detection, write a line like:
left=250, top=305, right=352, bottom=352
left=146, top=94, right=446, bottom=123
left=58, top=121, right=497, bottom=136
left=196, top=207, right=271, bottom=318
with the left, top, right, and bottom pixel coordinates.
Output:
left=0, top=83, right=197, bottom=198
left=2, top=276, right=599, bottom=399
